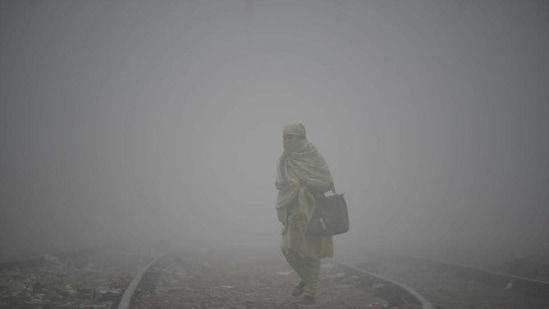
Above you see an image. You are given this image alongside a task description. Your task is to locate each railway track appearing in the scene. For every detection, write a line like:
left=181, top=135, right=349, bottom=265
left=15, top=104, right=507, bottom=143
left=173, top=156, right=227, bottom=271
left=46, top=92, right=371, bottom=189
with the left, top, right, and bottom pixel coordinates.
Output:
left=3, top=247, right=548, bottom=308
left=124, top=252, right=424, bottom=309
left=356, top=254, right=549, bottom=309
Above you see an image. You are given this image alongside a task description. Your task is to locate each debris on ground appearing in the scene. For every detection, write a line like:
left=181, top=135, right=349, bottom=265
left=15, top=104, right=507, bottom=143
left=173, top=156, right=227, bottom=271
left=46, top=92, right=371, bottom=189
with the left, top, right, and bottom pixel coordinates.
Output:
left=0, top=247, right=147, bottom=308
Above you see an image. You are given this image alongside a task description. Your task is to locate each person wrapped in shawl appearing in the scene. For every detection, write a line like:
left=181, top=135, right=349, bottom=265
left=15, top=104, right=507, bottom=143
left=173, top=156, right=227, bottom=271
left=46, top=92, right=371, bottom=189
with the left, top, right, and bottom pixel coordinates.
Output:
left=275, top=123, right=335, bottom=304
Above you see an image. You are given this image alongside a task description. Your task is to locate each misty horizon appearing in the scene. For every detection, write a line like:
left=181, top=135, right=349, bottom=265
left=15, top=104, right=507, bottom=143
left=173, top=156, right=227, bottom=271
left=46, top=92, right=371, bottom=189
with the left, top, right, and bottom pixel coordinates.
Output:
left=1, top=0, right=548, bottom=268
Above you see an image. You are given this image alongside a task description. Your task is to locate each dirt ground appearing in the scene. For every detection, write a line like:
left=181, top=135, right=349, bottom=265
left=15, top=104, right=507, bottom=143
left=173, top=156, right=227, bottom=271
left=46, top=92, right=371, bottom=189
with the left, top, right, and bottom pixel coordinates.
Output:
left=0, top=248, right=146, bottom=309
left=131, top=254, right=418, bottom=309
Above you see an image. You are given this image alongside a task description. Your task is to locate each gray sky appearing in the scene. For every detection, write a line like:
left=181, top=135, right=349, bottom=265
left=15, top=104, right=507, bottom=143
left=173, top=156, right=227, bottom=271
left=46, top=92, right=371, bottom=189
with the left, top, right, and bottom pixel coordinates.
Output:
left=1, top=0, right=548, bottom=264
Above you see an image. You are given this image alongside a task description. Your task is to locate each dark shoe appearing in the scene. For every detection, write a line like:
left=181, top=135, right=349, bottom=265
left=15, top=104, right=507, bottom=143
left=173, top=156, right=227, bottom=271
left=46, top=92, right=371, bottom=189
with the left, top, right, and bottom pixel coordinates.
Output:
left=301, top=295, right=316, bottom=305
left=291, top=281, right=305, bottom=297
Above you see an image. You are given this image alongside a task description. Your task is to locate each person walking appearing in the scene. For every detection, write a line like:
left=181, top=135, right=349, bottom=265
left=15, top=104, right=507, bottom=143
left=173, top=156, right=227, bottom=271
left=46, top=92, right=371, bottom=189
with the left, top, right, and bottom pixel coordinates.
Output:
left=275, top=123, right=335, bottom=305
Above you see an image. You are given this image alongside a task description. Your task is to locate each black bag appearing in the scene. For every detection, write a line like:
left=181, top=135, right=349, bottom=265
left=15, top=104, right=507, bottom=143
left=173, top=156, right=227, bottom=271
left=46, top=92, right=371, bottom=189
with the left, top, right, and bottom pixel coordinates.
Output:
left=307, top=193, right=349, bottom=236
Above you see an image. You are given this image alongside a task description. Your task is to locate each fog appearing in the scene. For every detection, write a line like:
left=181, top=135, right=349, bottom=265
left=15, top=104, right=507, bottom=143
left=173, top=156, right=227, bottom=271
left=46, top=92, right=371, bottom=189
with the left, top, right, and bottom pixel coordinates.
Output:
left=1, top=0, right=548, bottom=266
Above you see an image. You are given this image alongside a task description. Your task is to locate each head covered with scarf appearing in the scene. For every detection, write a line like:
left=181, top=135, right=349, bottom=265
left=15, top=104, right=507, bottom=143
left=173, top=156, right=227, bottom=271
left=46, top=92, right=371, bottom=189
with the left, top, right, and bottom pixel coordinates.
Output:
left=276, top=123, right=334, bottom=222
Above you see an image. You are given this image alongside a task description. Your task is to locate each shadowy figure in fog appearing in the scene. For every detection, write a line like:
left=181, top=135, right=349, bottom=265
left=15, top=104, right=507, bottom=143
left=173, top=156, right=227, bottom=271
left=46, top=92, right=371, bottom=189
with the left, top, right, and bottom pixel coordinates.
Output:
left=275, top=123, right=335, bottom=305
